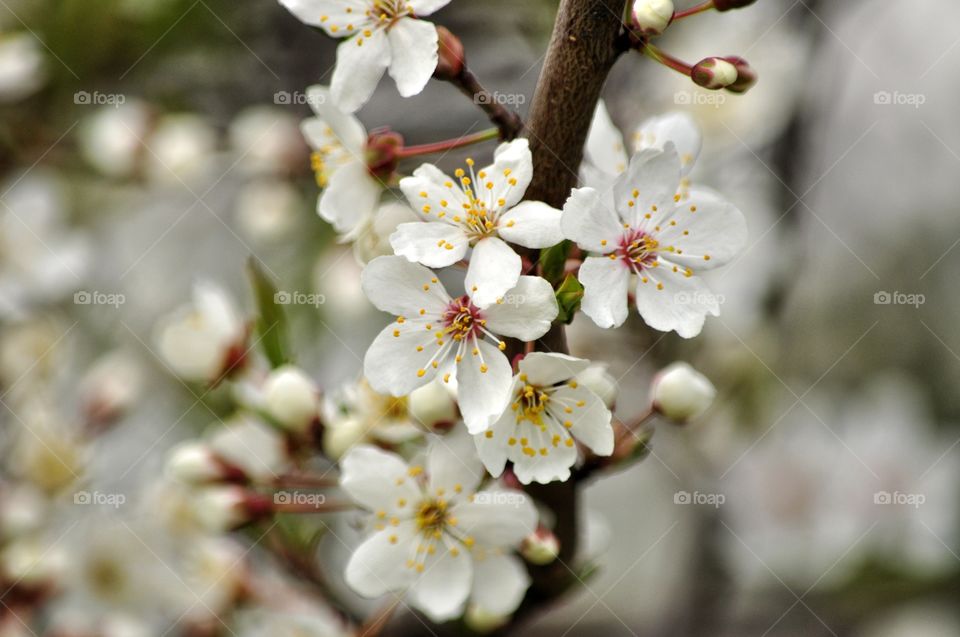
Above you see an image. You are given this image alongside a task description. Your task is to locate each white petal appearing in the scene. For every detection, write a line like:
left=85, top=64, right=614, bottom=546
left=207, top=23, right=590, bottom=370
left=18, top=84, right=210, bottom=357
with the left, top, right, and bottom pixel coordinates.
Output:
left=464, top=236, right=522, bottom=309
left=653, top=186, right=747, bottom=270
left=578, top=256, right=630, bottom=329
left=508, top=421, right=578, bottom=485
left=471, top=553, right=530, bottom=616
left=472, top=403, right=516, bottom=478
left=498, top=201, right=564, bottom=249
left=331, top=29, right=390, bottom=113
left=390, top=222, right=469, bottom=268
left=426, top=430, right=484, bottom=500
left=344, top=522, right=418, bottom=598
left=482, top=276, right=558, bottom=342
left=560, top=187, right=622, bottom=253
left=549, top=386, right=614, bottom=456
left=634, top=262, right=719, bottom=338
left=361, top=255, right=449, bottom=317
left=364, top=322, right=444, bottom=396
left=279, top=0, right=369, bottom=33
left=387, top=19, right=439, bottom=98
left=518, top=352, right=589, bottom=387
left=303, top=85, right=367, bottom=151
left=632, top=112, right=702, bottom=176
left=319, top=160, right=380, bottom=234
left=408, top=0, right=452, bottom=14
left=456, top=337, right=513, bottom=434
left=340, top=445, right=422, bottom=514
left=399, top=163, right=469, bottom=219
left=584, top=100, right=629, bottom=178
left=408, top=541, right=472, bottom=622
left=451, top=489, right=537, bottom=547
left=479, top=139, right=533, bottom=211
left=614, top=146, right=681, bottom=227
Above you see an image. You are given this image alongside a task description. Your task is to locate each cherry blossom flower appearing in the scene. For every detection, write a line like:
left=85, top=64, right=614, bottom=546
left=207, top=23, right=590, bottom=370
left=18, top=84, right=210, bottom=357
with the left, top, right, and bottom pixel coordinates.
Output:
left=583, top=100, right=701, bottom=193
left=474, top=353, right=614, bottom=484
left=395, top=139, right=563, bottom=307
left=279, top=0, right=453, bottom=112
left=340, top=435, right=537, bottom=621
left=562, top=145, right=746, bottom=337
left=300, top=85, right=383, bottom=237
left=361, top=255, right=558, bottom=432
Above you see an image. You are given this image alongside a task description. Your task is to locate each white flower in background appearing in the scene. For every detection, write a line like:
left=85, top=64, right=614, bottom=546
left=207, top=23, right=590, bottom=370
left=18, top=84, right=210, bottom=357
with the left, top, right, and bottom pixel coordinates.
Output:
left=206, top=414, right=290, bottom=482
left=301, top=85, right=382, bottom=237
left=572, top=363, right=618, bottom=409
left=322, top=377, right=457, bottom=457
left=396, top=139, right=563, bottom=307
left=77, top=100, right=152, bottom=178
left=155, top=281, right=248, bottom=383
left=583, top=100, right=701, bottom=192
left=234, top=179, right=304, bottom=243
left=78, top=350, right=144, bottom=424
left=146, top=114, right=217, bottom=184
left=475, top=353, right=614, bottom=484
left=0, top=33, right=45, bottom=102
left=562, top=145, right=746, bottom=337
left=0, top=485, right=46, bottom=540
left=631, top=0, right=674, bottom=37
left=262, top=365, right=319, bottom=432
left=353, top=200, right=418, bottom=264
left=235, top=607, right=350, bottom=637
left=650, top=361, right=715, bottom=422
left=279, top=0, right=453, bottom=112
left=9, top=402, right=88, bottom=494
left=228, top=106, right=306, bottom=175
left=361, top=255, right=558, bottom=432
left=340, top=436, right=537, bottom=621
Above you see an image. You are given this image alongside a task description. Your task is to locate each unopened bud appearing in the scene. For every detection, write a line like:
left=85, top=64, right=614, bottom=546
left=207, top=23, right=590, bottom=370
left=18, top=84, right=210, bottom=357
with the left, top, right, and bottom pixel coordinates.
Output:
left=408, top=380, right=457, bottom=429
left=573, top=365, right=618, bottom=409
left=722, top=55, right=756, bottom=94
left=632, top=0, right=674, bottom=37
left=323, top=417, right=368, bottom=460
left=691, top=57, right=738, bottom=90
left=194, top=487, right=271, bottom=532
left=365, top=129, right=403, bottom=182
left=650, top=362, right=715, bottom=423
left=713, top=0, right=757, bottom=11
left=166, top=442, right=247, bottom=485
left=464, top=604, right=509, bottom=633
left=263, top=365, right=319, bottom=432
left=521, top=527, right=560, bottom=565
left=434, top=26, right=465, bottom=80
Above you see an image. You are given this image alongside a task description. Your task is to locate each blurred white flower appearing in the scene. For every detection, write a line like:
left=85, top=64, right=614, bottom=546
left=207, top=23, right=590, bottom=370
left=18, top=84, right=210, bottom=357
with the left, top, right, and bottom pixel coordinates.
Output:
left=474, top=352, right=614, bottom=484
left=234, top=606, right=349, bottom=637
left=9, top=402, right=88, bottom=494
left=262, top=365, right=320, bottom=432
left=234, top=179, right=304, bottom=243
left=340, top=435, right=536, bottom=621
left=650, top=361, right=715, bottom=422
left=78, top=100, right=152, bottom=178
left=279, top=0, right=453, bottom=112
left=352, top=200, right=418, bottom=265
left=78, top=350, right=144, bottom=425
left=0, top=33, right=45, bottom=102
left=206, top=414, right=290, bottom=482
left=562, top=145, right=746, bottom=337
left=228, top=106, right=305, bottom=175
left=572, top=363, right=619, bottom=409
left=146, top=114, right=218, bottom=185
left=397, top=139, right=563, bottom=307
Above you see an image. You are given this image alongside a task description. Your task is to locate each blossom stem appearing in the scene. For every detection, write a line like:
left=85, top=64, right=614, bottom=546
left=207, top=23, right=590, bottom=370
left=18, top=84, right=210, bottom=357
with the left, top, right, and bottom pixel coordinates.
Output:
left=396, top=128, right=500, bottom=158
left=358, top=596, right=402, bottom=637
left=641, top=42, right=694, bottom=76
left=442, top=66, right=524, bottom=140
left=672, top=0, right=715, bottom=20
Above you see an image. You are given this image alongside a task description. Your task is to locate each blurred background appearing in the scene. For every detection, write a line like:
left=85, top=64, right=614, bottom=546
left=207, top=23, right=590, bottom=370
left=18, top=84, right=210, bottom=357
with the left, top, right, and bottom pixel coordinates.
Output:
left=2, top=0, right=960, bottom=635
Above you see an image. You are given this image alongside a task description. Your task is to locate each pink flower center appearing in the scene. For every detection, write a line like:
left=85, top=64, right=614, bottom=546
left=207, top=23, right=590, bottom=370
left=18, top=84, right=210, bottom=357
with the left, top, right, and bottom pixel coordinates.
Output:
left=617, top=228, right=659, bottom=271
left=442, top=295, right=484, bottom=342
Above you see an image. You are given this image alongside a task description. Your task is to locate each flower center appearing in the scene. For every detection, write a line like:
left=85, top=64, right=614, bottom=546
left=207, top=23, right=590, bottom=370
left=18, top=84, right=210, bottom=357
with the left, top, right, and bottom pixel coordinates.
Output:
left=617, top=228, right=659, bottom=271
left=416, top=499, right=448, bottom=533
left=514, top=383, right=550, bottom=428
left=370, top=0, right=411, bottom=22
left=441, top=295, right=484, bottom=342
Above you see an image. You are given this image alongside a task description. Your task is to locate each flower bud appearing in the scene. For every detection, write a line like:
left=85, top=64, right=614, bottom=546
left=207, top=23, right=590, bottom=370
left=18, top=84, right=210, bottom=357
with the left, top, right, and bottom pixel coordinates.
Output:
left=365, top=129, right=403, bottom=182
left=573, top=364, right=618, bottom=409
left=263, top=365, right=319, bottom=432
left=650, top=362, right=715, bottom=423
left=193, top=487, right=270, bottom=532
left=631, top=0, right=674, bottom=37
left=691, top=57, right=739, bottom=90
left=434, top=26, right=465, bottom=81
left=521, top=527, right=560, bottom=565
left=722, top=55, right=757, bottom=94
left=323, top=416, right=368, bottom=461
left=713, top=0, right=757, bottom=11
left=408, top=380, right=457, bottom=429
left=166, top=442, right=246, bottom=485
left=464, top=604, right=509, bottom=633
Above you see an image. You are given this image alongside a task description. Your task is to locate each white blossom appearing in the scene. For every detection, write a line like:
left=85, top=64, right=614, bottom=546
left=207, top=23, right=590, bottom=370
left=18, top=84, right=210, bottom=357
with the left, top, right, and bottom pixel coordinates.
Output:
left=650, top=361, right=715, bottom=422
left=262, top=365, right=319, bottom=431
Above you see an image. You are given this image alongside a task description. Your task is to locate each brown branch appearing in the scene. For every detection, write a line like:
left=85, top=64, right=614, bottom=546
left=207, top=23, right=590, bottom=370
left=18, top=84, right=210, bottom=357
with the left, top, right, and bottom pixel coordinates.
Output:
left=446, top=66, right=525, bottom=141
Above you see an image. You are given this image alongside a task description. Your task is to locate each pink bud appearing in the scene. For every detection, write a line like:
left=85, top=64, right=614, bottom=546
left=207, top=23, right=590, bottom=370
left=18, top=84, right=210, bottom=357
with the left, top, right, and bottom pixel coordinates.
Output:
left=691, top=57, right=739, bottom=90
left=434, top=26, right=465, bottom=81
left=722, top=56, right=757, bottom=94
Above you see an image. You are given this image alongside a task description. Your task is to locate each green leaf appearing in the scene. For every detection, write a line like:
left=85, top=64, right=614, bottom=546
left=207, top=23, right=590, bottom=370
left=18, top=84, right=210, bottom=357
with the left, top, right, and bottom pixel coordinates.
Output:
left=538, top=240, right=571, bottom=286
left=246, top=258, right=291, bottom=368
left=555, top=273, right=584, bottom=324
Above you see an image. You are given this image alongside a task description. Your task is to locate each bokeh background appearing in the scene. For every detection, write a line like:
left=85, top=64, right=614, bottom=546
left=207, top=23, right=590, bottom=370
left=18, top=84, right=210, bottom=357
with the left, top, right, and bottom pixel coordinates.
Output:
left=2, top=0, right=960, bottom=635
